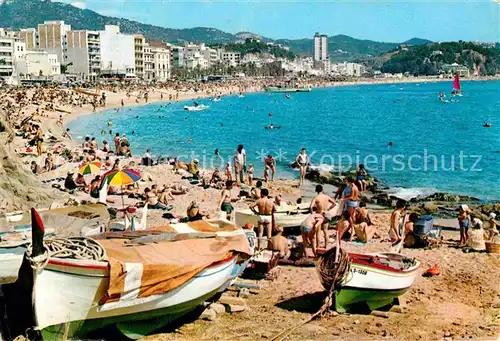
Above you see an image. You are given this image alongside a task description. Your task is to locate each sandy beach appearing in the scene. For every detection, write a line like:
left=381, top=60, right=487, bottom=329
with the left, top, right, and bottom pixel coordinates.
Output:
left=1, top=76, right=499, bottom=341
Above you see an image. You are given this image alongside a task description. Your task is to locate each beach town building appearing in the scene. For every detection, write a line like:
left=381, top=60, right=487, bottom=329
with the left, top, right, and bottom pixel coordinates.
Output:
left=441, top=63, right=470, bottom=77
left=99, top=25, right=135, bottom=78
left=134, top=34, right=145, bottom=79
left=331, top=62, right=366, bottom=77
left=37, top=21, right=71, bottom=63
left=182, top=43, right=217, bottom=69
left=218, top=49, right=241, bottom=67
left=0, top=35, right=16, bottom=78
left=143, top=43, right=154, bottom=81
left=16, top=50, right=60, bottom=77
left=152, top=45, right=171, bottom=81
left=66, top=30, right=101, bottom=80
left=313, top=33, right=328, bottom=62
left=171, top=45, right=184, bottom=67
left=17, top=28, right=36, bottom=50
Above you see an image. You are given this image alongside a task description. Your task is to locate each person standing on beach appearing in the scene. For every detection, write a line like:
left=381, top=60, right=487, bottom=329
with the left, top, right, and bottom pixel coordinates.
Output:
left=233, top=144, right=246, bottom=184
left=249, top=188, right=276, bottom=248
left=113, top=133, right=120, bottom=154
left=219, top=180, right=235, bottom=221
left=458, top=204, right=471, bottom=246
left=389, top=199, right=406, bottom=243
left=342, top=177, right=359, bottom=226
left=264, top=154, right=276, bottom=182
left=295, top=148, right=309, bottom=186
left=310, top=185, right=337, bottom=249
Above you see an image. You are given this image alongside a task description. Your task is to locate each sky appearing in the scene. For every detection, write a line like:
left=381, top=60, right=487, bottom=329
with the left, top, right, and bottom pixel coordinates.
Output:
left=59, top=0, right=499, bottom=42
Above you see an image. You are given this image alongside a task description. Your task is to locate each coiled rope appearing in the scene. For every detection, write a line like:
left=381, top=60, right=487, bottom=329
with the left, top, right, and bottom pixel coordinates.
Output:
left=25, top=237, right=106, bottom=270
left=270, top=247, right=351, bottom=341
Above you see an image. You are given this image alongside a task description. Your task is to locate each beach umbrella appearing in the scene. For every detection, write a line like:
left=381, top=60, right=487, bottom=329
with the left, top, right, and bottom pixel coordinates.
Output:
left=78, top=161, right=102, bottom=175
left=102, top=169, right=141, bottom=186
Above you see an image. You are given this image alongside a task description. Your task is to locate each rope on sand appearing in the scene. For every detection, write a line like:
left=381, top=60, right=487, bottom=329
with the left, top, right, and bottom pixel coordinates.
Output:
left=270, top=247, right=350, bottom=341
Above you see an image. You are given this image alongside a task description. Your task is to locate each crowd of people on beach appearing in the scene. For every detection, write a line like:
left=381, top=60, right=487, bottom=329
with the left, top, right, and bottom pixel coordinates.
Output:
left=2, top=78, right=498, bottom=261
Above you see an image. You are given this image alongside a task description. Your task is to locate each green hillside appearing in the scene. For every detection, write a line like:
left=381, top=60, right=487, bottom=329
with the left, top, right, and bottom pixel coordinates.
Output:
left=381, top=41, right=500, bottom=76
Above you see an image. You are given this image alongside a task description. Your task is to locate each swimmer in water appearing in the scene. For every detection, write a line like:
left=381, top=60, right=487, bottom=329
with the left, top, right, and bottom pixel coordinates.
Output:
left=220, top=123, right=223, bottom=127
left=136, top=116, right=139, bottom=118
left=215, top=148, right=220, bottom=156
left=269, top=112, right=273, bottom=118
left=187, top=138, right=193, bottom=143
left=107, top=121, right=113, bottom=127
left=109, top=130, right=112, bottom=135
left=132, top=131, right=135, bottom=135
left=388, top=141, right=393, bottom=147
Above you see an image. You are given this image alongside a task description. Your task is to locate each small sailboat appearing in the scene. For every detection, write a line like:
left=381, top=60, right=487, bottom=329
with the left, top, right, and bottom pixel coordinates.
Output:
left=451, top=72, right=462, bottom=97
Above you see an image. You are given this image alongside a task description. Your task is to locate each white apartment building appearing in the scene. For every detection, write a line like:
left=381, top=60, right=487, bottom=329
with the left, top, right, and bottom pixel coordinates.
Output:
left=99, top=25, right=135, bottom=77
left=134, top=34, right=145, bottom=79
left=0, top=35, right=15, bottom=78
left=152, top=45, right=170, bottom=81
left=37, top=21, right=71, bottom=63
left=16, top=51, right=60, bottom=77
left=313, top=33, right=328, bottom=62
left=218, top=49, right=241, bottom=67
left=66, top=30, right=101, bottom=80
left=182, top=43, right=216, bottom=69
left=334, top=62, right=366, bottom=77
left=171, top=46, right=184, bottom=67
left=143, top=43, right=154, bottom=81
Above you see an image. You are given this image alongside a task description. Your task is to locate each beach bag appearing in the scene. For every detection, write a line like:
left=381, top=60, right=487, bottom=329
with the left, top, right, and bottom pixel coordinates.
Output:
left=414, top=215, right=434, bottom=235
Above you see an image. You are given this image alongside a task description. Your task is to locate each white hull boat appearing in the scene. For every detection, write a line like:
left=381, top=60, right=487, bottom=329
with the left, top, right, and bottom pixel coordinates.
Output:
left=4, top=211, right=250, bottom=340
left=184, top=105, right=209, bottom=111
left=317, top=250, right=421, bottom=313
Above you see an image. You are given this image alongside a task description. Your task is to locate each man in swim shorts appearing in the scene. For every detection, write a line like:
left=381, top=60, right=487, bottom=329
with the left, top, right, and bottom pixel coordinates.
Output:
left=218, top=180, right=235, bottom=220
left=249, top=188, right=276, bottom=248
left=310, top=185, right=337, bottom=249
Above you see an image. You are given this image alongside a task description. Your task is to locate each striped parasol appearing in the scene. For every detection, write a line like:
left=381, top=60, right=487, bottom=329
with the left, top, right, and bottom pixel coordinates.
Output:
left=103, top=169, right=142, bottom=186
left=78, top=161, right=102, bottom=175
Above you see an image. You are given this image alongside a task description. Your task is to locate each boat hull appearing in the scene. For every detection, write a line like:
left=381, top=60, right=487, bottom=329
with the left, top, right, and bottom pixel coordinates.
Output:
left=7, top=255, right=239, bottom=340
left=235, top=209, right=309, bottom=228
left=319, top=252, right=420, bottom=313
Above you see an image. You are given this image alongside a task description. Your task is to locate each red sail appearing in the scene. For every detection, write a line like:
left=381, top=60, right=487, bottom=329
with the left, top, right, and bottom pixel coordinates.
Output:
left=453, top=73, right=461, bottom=91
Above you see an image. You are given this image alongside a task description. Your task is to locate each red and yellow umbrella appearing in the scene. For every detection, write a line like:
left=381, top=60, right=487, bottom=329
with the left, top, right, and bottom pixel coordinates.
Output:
left=103, top=169, right=142, bottom=186
left=78, top=161, right=102, bottom=175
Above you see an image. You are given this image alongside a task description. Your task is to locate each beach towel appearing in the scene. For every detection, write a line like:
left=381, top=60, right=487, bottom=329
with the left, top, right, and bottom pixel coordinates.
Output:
left=97, top=220, right=250, bottom=311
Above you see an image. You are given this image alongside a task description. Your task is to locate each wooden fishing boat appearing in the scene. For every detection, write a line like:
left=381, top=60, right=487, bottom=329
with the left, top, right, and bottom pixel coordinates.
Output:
left=317, top=250, right=420, bottom=313
left=4, top=211, right=250, bottom=340
left=235, top=202, right=340, bottom=228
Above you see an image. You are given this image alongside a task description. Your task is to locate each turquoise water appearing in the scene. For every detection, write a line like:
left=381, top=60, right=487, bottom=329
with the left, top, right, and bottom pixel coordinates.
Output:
left=68, top=80, right=500, bottom=201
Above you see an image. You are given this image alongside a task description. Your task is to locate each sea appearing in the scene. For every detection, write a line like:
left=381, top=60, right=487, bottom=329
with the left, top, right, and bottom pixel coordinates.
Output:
left=68, top=80, right=500, bottom=201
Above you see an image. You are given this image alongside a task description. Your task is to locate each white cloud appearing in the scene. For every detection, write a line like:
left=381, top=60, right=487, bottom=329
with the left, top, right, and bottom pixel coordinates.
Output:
left=70, top=1, right=87, bottom=9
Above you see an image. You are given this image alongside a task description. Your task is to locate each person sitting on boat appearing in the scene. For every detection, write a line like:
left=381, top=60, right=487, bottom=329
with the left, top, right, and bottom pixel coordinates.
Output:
left=458, top=204, right=471, bottom=247
left=355, top=164, right=368, bottom=192
left=300, top=209, right=324, bottom=257
left=249, top=188, right=276, bottom=249
left=193, top=102, right=199, bottom=107
left=389, top=199, right=406, bottom=244
left=353, top=202, right=380, bottom=243
left=267, top=225, right=291, bottom=259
